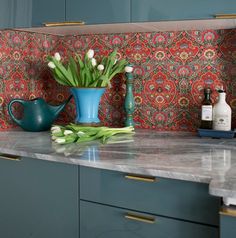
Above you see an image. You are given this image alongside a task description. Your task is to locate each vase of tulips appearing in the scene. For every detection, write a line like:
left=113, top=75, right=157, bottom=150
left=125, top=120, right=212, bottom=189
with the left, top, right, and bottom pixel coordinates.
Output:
left=47, top=49, right=128, bottom=125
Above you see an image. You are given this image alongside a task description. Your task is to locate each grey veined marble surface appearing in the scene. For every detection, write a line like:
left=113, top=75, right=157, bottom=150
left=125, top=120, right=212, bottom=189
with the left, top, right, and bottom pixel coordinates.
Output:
left=0, top=129, right=236, bottom=200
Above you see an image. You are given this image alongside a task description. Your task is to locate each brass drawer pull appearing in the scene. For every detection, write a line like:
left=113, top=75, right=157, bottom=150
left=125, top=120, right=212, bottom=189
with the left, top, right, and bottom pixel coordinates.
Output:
left=125, top=212, right=155, bottom=224
left=215, top=14, right=236, bottom=19
left=220, top=207, right=236, bottom=217
left=125, top=174, right=156, bottom=183
left=43, top=21, right=85, bottom=27
left=0, top=153, right=21, bottom=161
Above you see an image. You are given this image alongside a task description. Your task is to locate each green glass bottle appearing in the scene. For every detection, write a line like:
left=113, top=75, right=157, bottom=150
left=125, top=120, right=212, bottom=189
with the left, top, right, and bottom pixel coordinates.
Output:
left=200, top=88, right=213, bottom=129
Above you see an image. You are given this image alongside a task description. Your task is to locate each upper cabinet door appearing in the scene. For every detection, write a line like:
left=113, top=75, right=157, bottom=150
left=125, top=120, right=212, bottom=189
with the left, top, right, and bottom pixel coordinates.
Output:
left=131, top=0, right=236, bottom=22
left=0, top=0, right=31, bottom=29
left=0, top=0, right=66, bottom=29
left=66, top=0, right=131, bottom=24
left=32, top=0, right=66, bottom=27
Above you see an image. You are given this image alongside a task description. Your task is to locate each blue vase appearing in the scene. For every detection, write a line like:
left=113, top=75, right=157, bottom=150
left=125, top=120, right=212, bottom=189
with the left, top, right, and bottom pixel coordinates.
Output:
left=70, top=87, right=105, bottom=124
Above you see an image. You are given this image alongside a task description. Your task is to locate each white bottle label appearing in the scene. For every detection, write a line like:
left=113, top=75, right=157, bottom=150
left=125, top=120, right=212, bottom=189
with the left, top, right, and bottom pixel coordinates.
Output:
left=201, top=105, right=212, bottom=121
left=213, top=114, right=231, bottom=131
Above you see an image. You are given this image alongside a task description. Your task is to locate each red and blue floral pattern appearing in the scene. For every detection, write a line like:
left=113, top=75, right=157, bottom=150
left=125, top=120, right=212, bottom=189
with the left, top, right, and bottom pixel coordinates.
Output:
left=0, top=28, right=236, bottom=131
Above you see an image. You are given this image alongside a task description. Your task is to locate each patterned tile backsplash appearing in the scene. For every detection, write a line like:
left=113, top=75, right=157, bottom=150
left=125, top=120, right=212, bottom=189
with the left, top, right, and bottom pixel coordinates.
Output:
left=0, top=28, right=236, bottom=131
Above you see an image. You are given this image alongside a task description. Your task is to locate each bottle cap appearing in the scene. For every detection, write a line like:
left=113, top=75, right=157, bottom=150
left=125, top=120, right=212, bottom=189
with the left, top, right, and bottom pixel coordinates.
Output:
left=218, top=85, right=225, bottom=93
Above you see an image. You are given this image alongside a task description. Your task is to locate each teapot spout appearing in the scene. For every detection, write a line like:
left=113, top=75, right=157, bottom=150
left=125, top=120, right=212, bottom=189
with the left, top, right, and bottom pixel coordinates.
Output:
left=49, top=95, right=72, bottom=118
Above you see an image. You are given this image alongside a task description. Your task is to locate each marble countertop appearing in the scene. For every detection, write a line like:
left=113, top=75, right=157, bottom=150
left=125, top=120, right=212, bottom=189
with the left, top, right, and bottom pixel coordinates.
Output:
left=0, top=129, right=236, bottom=201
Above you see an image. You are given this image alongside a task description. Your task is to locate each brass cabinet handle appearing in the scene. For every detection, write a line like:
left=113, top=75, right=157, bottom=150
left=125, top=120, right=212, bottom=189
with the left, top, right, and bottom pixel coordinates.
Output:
left=220, top=206, right=236, bottom=217
left=0, top=153, right=21, bottom=161
left=124, top=174, right=156, bottom=183
left=215, top=14, right=236, bottom=19
left=43, top=21, right=85, bottom=27
left=125, top=212, right=155, bottom=224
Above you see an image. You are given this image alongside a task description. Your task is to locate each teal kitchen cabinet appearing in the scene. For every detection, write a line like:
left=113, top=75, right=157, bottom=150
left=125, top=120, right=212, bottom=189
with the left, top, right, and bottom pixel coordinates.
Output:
left=0, top=0, right=21, bottom=28
left=80, top=201, right=218, bottom=238
left=66, top=0, right=131, bottom=24
left=0, top=0, right=33, bottom=28
left=220, top=207, right=236, bottom=238
left=0, top=0, right=65, bottom=29
left=0, top=154, right=79, bottom=238
left=32, top=0, right=66, bottom=27
left=80, top=166, right=220, bottom=238
left=131, top=0, right=236, bottom=22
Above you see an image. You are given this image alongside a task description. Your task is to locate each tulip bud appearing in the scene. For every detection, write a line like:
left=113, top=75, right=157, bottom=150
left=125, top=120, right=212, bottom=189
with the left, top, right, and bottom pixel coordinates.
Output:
left=125, top=66, right=133, bottom=73
left=51, top=126, right=61, bottom=132
left=97, top=64, right=104, bottom=71
left=87, top=49, right=94, bottom=59
left=64, top=130, right=74, bottom=135
left=91, top=58, right=97, bottom=67
left=48, top=62, right=56, bottom=69
left=55, top=138, right=66, bottom=144
left=77, top=131, right=85, bottom=137
left=114, top=59, right=118, bottom=65
left=54, top=52, right=61, bottom=61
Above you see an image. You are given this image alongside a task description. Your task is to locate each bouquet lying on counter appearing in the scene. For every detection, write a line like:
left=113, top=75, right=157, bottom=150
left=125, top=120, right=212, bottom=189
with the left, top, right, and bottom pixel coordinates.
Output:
left=51, top=124, right=135, bottom=144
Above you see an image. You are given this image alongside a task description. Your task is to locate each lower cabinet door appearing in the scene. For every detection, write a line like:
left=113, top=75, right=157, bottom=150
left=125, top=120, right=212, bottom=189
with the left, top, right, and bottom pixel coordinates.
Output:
left=220, top=209, right=236, bottom=238
left=0, top=156, right=79, bottom=238
left=80, top=201, right=218, bottom=238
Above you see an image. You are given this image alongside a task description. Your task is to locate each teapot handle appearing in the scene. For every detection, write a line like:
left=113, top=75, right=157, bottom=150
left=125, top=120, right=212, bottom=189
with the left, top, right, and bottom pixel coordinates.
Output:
left=8, top=99, right=26, bottom=126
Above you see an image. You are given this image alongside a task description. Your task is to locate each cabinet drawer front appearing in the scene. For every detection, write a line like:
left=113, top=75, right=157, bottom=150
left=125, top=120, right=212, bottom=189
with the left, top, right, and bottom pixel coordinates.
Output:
left=80, top=167, right=220, bottom=225
left=80, top=201, right=218, bottom=238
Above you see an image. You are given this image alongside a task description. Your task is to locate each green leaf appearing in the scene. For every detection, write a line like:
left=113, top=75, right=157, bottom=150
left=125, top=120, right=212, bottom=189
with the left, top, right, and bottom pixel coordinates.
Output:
left=51, top=58, right=74, bottom=86
left=104, top=49, right=117, bottom=76
left=68, top=56, right=80, bottom=86
left=52, top=69, right=70, bottom=86
left=76, top=54, right=84, bottom=69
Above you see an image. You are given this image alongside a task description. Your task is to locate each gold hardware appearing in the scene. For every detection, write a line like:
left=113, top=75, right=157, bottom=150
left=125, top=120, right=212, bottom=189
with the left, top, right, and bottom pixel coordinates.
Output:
left=125, top=213, right=155, bottom=224
left=220, top=206, right=236, bottom=217
left=0, top=153, right=21, bottom=161
left=43, top=21, right=85, bottom=27
left=125, top=174, right=156, bottom=183
left=215, top=14, right=236, bottom=19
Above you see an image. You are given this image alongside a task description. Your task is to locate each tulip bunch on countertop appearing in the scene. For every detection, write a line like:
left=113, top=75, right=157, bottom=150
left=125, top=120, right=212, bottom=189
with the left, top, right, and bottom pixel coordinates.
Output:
left=51, top=124, right=135, bottom=144
left=47, top=49, right=130, bottom=88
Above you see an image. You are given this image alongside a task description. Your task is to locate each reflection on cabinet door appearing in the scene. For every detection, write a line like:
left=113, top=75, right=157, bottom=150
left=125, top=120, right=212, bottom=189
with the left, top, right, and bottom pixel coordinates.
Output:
left=66, top=0, right=131, bottom=24
left=131, top=0, right=236, bottom=22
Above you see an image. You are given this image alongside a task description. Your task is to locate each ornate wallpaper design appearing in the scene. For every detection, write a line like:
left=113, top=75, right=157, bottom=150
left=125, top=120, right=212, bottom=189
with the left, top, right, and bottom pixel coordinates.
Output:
left=0, top=28, right=236, bottom=131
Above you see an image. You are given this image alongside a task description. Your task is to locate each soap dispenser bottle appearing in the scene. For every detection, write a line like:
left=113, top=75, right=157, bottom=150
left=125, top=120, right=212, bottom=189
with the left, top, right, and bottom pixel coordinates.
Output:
left=213, top=88, right=232, bottom=131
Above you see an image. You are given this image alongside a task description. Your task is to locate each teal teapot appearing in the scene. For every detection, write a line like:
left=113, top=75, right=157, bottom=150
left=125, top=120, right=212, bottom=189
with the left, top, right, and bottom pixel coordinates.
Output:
left=8, top=95, right=72, bottom=132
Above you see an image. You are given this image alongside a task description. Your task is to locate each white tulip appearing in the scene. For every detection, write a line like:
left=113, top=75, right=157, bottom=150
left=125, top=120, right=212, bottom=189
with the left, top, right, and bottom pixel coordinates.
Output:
left=87, top=49, right=94, bottom=59
left=51, top=126, right=61, bottom=132
left=97, top=64, right=104, bottom=71
left=125, top=66, right=133, bottom=73
left=54, top=52, right=61, bottom=61
left=48, top=61, right=56, bottom=69
left=55, top=138, right=66, bottom=144
left=91, top=58, right=97, bottom=67
left=77, top=131, right=85, bottom=136
left=51, top=135, right=57, bottom=141
left=51, top=127, right=61, bottom=134
left=64, top=130, right=73, bottom=135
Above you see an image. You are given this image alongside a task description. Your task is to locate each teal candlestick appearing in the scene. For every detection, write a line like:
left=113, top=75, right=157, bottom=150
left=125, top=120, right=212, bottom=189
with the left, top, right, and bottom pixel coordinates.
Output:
left=124, top=65, right=135, bottom=127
